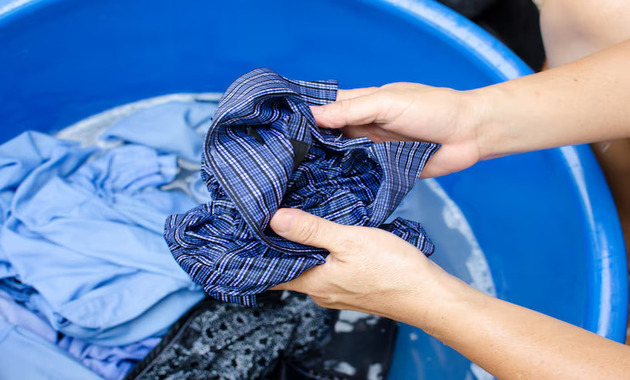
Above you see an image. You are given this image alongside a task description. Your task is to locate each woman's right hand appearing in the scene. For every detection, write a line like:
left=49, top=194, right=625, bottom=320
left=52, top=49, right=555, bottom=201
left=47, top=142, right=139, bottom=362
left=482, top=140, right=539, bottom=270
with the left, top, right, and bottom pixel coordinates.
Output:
left=312, top=83, right=485, bottom=178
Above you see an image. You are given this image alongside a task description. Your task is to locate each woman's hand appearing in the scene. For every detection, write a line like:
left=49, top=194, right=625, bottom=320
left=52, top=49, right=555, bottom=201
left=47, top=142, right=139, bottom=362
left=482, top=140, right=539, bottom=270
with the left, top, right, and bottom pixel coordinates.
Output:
left=312, top=84, right=483, bottom=178
left=269, top=207, right=450, bottom=324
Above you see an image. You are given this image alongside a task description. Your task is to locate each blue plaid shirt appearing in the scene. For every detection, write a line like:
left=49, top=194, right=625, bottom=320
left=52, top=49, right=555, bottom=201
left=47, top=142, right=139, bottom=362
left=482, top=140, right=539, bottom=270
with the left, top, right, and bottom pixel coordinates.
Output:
left=165, top=68, right=439, bottom=306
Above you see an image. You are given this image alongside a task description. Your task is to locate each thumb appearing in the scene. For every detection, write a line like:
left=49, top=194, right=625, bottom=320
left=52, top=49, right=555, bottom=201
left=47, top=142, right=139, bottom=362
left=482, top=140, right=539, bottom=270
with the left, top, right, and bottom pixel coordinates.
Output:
left=270, top=208, right=347, bottom=252
left=310, top=92, right=383, bottom=129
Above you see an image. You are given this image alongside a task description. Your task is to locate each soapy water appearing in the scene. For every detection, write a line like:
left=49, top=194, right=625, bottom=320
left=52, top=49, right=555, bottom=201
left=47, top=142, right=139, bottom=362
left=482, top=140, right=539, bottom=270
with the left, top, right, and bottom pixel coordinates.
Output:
left=390, top=179, right=496, bottom=298
left=59, top=93, right=496, bottom=380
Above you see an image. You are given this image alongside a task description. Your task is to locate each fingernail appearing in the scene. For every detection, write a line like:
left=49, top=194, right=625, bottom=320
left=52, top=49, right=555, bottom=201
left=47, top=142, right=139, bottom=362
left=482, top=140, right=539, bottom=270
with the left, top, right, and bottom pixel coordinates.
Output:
left=271, top=209, right=296, bottom=234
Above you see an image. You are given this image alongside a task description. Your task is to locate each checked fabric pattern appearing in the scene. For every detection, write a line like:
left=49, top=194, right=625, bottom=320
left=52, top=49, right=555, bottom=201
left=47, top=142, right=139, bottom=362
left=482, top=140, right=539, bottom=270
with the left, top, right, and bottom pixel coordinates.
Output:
left=164, top=68, right=439, bottom=306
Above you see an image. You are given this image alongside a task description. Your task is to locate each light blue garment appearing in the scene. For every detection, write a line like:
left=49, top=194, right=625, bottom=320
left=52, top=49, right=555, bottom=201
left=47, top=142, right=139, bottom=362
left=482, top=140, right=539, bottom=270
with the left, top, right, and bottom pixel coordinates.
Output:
left=0, top=289, right=57, bottom=343
left=0, top=99, right=215, bottom=378
left=100, top=101, right=215, bottom=203
left=58, top=335, right=160, bottom=380
left=0, top=277, right=37, bottom=304
left=0, top=289, right=159, bottom=380
left=0, top=132, right=205, bottom=345
left=0, top=132, right=68, bottom=279
left=0, top=319, right=102, bottom=380
left=100, top=101, right=217, bottom=162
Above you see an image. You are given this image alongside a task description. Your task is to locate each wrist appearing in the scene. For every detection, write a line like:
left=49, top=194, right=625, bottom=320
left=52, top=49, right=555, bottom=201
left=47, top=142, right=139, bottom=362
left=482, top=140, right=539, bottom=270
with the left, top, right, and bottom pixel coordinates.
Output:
left=383, top=259, right=471, bottom=334
left=461, top=86, right=506, bottom=161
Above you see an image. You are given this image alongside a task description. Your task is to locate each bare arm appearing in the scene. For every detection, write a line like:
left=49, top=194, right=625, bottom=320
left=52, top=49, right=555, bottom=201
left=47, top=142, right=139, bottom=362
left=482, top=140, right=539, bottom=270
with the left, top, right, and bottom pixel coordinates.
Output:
left=270, top=209, right=630, bottom=380
left=403, top=262, right=630, bottom=380
left=475, top=39, right=630, bottom=160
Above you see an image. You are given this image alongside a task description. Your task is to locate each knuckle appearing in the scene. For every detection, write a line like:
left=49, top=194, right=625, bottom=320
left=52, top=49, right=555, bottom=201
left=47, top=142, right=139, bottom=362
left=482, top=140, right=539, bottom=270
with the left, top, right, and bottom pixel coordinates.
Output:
left=311, top=296, right=327, bottom=308
left=380, top=83, right=395, bottom=91
left=340, top=98, right=353, bottom=114
left=311, top=294, right=338, bottom=309
left=296, top=219, right=322, bottom=246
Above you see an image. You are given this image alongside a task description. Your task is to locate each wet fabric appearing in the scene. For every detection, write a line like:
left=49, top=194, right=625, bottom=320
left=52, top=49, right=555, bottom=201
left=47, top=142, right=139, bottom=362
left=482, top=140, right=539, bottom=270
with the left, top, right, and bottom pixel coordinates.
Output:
left=99, top=100, right=218, bottom=204
left=0, top=127, right=210, bottom=345
left=100, top=100, right=217, bottom=163
left=125, top=293, right=333, bottom=380
left=0, top=289, right=57, bottom=343
left=0, top=319, right=102, bottom=380
left=1, top=289, right=158, bottom=380
left=165, top=68, right=439, bottom=306
left=0, top=131, right=204, bottom=345
left=0, top=100, right=220, bottom=379
left=58, top=336, right=160, bottom=380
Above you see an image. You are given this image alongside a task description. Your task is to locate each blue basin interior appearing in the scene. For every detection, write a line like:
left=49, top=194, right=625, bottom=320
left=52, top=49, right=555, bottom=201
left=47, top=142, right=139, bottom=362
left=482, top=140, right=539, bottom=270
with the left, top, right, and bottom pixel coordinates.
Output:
left=0, top=0, right=627, bottom=379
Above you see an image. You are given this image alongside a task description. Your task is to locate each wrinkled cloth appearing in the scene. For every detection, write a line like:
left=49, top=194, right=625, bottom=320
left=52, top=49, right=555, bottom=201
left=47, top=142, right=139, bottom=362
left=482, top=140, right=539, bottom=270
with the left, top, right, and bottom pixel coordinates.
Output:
left=100, top=100, right=217, bottom=163
left=1, top=289, right=158, bottom=380
left=165, top=68, right=439, bottom=305
left=58, top=336, right=160, bottom=380
left=125, top=293, right=333, bottom=380
left=0, top=289, right=57, bottom=343
left=0, top=319, right=102, bottom=380
left=0, top=100, right=219, bottom=378
left=99, top=100, right=218, bottom=204
left=0, top=131, right=205, bottom=345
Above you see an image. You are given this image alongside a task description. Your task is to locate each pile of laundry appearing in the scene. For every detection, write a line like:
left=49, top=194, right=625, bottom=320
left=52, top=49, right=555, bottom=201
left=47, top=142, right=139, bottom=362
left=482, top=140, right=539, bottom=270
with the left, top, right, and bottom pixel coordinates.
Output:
left=0, top=100, right=216, bottom=379
left=0, top=69, right=437, bottom=379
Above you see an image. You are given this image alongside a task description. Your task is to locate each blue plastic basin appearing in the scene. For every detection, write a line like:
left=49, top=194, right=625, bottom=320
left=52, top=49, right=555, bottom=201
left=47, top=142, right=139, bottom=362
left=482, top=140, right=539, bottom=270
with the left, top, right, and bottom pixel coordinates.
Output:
left=0, top=0, right=627, bottom=379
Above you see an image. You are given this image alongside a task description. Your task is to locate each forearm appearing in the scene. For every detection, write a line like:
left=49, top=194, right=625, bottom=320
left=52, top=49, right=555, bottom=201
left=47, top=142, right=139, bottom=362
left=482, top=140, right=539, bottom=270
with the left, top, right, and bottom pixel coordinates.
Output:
left=392, top=269, right=630, bottom=380
left=469, top=39, right=630, bottom=160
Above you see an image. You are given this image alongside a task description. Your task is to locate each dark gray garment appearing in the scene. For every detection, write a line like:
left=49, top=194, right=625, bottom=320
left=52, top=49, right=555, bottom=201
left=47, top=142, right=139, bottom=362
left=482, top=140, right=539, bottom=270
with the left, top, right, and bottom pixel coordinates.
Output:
left=125, top=293, right=333, bottom=380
